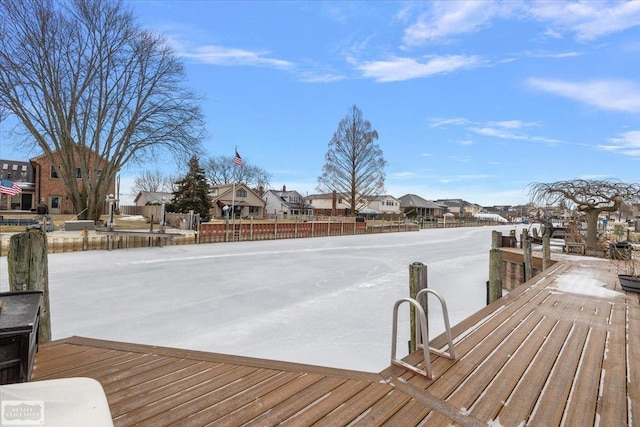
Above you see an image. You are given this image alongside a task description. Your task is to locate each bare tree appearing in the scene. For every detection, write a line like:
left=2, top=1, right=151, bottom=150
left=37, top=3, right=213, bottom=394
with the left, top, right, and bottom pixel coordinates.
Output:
left=317, top=105, right=387, bottom=215
left=131, top=170, right=173, bottom=195
left=529, top=179, right=640, bottom=252
left=205, top=155, right=271, bottom=190
left=0, top=0, right=204, bottom=220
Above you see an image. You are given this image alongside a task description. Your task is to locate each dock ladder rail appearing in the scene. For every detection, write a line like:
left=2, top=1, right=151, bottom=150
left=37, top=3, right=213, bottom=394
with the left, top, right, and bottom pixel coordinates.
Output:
left=390, top=289, right=457, bottom=379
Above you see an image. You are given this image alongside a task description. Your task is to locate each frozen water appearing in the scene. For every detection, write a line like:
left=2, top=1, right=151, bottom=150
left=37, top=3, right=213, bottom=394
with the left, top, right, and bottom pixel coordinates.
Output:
left=0, top=225, right=525, bottom=373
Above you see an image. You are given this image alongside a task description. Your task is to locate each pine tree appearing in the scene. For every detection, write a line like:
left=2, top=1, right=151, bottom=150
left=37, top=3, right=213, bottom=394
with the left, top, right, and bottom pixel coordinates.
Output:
left=167, top=156, right=212, bottom=221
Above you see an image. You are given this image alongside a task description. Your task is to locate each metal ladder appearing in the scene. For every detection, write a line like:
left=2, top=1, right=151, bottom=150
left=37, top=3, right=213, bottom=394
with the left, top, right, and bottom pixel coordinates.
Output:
left=390, top=288, right=457, bottom=379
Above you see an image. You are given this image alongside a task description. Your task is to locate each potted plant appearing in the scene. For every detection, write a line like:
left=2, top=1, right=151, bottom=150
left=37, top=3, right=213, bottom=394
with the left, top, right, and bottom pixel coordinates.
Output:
left=613, top=241, right=640, bottom=292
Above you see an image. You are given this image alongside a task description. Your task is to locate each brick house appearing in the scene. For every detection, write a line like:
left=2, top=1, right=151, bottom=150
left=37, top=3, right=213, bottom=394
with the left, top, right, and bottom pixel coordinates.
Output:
left=0, top=149, right=115, bottom=214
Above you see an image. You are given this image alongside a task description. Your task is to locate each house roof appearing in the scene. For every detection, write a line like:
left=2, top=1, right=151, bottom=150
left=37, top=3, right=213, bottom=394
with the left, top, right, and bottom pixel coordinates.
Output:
left=398, top=194, right=443, bottom=209
left=134, top=191, right=173, bottom=204
left=0, top=159, right=35, bottom=187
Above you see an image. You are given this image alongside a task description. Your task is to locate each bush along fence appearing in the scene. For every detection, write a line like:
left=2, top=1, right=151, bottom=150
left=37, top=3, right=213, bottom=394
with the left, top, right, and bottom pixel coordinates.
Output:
left=0, top=219, right=419, bottom=256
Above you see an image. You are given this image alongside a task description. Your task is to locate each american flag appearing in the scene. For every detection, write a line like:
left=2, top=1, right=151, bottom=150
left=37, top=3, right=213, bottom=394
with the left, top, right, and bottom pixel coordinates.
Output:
left=0, top=179, right=22, bottom=196
left=234, top=149, right=243, bottom=166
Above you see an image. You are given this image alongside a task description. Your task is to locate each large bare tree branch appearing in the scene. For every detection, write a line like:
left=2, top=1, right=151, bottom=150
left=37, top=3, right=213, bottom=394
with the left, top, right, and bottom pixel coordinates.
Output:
left=0, top=0, right=204, bottom=220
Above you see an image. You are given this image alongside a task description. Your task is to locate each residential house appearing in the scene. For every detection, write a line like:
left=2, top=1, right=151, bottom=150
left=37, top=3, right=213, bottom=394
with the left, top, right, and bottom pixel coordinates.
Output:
left=263, top=185, right=314, bottom=218
left=398, top=194, right=445, bottom=219
left=210, top=183, right=265, bottom=219
left=367, top=195, right=402, bottom=215
left=1, top=149, right=115, bottom=214
left=0, top=159, right=36, bottom=210
left=435, top=199, right=482, bottom=218
left=134, top=191, right=174, bottom=206
left=305, top=191, right=368, bottom=216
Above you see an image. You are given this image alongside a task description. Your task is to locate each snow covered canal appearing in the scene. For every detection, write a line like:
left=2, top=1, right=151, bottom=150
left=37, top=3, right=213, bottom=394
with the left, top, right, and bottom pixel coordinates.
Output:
left=1, top=224, right=526, bottom=373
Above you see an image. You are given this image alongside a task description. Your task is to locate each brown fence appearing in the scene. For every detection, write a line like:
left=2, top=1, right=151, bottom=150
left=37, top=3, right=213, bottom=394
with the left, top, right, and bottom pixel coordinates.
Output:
left=198, top=219, right=372, bottom=243
left=0, top=220, right=418, bottom=256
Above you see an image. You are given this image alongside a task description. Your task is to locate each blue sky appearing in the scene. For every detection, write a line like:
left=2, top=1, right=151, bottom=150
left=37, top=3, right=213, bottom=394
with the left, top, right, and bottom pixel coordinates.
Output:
left=4, top=1, right=640, bottom=206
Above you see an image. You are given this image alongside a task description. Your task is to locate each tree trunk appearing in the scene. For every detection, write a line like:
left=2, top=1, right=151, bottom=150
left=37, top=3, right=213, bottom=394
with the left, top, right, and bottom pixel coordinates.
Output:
left=585, top=209, right=600, bottom=251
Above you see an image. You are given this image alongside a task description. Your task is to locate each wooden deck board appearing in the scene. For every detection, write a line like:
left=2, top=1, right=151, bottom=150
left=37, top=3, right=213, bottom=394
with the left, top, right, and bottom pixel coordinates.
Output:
left=312, top=382, right=393, bottom=426
left=202, top=373, right=325, bottom=426
left=278, top=379, right=372, bottom=426
left=629, top=298, right=640, bottom=426
left=243, top=376, right=349, bottom=426
left=122, top=367, right=279, bottom=426
left=26, top=256, right=638, bottom=427
left=596, top=301, right=629, bottom=427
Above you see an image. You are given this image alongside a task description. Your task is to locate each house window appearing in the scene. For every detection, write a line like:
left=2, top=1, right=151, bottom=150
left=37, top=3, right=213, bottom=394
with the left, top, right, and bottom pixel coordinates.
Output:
left=236, top=188, right=247, bottom=198
left=50, top=165, right=59, bottom=179
left=94, top=169, right=102, bottom=181
left=50, top=196, right=60, bottom=209
left=76, top=168, right=82, bottom=178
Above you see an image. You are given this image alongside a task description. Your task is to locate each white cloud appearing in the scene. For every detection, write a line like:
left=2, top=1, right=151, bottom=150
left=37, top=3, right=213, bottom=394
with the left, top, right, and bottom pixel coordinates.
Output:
left=526, top=1, right=640, bottom=41
left=599, top=130, right=640, bottom=157
left=488, top=120, right=539, bottom=129
left=428, top=117, right=470, bottom=128
left=357, top=55, right=481, bottom=82
left=298, top=72, right=346, bottom=83
left=400, top=1, right=640, bottom=47
left=183, top=45, right=294, bottom=69
left=527, top=78, right=640, bottom=113
left=470, top=127, right=527, bottom=140
left=402, top=1, right=514, bottom=46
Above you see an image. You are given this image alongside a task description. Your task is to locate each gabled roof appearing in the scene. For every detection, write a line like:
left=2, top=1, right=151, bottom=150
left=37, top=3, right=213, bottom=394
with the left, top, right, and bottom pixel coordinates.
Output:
left=398, top=194, right=443, bottom=209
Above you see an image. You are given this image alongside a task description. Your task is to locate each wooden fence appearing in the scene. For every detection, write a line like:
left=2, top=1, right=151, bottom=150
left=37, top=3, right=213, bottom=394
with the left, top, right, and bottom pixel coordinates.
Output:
left=0, top=220, right=418, bottom=256
left=198, top=220, right=418, bottom=243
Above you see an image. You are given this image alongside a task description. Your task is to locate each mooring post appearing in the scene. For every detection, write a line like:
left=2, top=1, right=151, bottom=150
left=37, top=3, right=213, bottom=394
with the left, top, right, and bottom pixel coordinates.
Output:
left=542, top=235, right=551, bottom=270
left=409, top=262, right=428, bottom=353
left=520, top=229, right=528, bottom=249
left=7, top=229, right=52, bottom=343
left=492, top=230, right=502, bottom=249
left=523, top=239, right=533, bottom=281
left=488, top=230, right=503, bottom=304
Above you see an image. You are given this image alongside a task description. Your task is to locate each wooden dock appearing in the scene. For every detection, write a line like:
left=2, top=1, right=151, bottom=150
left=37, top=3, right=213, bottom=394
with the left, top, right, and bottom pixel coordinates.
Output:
left=31, top=256, right=639, bottom=426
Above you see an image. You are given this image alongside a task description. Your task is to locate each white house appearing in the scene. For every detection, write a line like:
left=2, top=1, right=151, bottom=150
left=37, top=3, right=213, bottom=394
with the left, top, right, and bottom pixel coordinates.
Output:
left=367, top=195, right=401, bottom=215
left=264, top=186, right=314, bottom=218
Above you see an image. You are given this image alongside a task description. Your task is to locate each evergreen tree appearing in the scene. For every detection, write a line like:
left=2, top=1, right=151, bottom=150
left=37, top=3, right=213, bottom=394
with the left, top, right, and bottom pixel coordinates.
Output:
left=167, top=156, right=212, bottom=221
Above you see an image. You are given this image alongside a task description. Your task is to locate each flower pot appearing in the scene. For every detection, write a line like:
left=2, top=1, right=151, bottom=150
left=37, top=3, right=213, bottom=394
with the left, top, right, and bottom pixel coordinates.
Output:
left=619, top=274, right=640, bottom=293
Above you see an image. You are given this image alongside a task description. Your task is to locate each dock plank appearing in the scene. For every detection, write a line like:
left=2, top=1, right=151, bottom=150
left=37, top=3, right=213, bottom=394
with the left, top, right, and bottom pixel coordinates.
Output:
left=278, top=379, right=372, bottom=426
left=596, top=301, right=629, bottom=427
left=243, top=376, right=348, bottom=426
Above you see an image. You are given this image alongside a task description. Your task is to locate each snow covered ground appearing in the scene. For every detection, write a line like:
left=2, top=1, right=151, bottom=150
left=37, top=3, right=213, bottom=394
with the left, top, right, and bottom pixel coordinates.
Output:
left=0, top=224, right=527, bottom=373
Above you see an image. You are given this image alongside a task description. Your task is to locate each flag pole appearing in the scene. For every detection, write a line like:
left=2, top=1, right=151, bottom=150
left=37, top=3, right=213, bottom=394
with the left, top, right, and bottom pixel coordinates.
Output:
left=232, top=146, right=237, bottom=225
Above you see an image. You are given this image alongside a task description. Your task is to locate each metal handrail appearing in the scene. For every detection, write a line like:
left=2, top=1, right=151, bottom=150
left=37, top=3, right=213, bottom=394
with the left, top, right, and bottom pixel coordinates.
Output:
left=391, top=298, right=432, bottom=378
left=390, top=290, right=457, bottom=379
left=415, top=288, right=457, bottom=360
